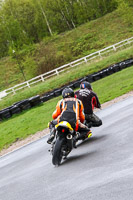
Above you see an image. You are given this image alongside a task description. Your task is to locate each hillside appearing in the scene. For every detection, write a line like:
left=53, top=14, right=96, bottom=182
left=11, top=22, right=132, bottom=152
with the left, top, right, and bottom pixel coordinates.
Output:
left=0, top=8, right=133, bottom=92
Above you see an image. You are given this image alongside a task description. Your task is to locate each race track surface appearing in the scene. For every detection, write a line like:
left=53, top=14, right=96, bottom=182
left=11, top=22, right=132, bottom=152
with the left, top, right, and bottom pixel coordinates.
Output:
left=0, top=96, right=133, bottom=200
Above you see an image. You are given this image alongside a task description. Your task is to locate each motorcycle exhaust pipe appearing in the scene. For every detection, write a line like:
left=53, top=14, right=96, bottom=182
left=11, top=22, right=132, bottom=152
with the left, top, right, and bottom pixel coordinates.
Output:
left=67, top=134, right=73, bottom=140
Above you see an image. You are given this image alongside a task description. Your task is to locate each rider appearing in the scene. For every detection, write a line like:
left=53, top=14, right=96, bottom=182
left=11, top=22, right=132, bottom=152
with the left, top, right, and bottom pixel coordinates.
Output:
left=75, top=81, right=102, bottom=128
left=47, top=87, right=91, bottom=144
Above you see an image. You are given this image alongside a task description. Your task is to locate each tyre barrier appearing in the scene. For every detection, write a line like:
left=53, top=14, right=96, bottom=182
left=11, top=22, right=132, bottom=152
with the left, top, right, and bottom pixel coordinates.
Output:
left=28, top=95, right=41, bottom=107
left=10, top=105, right=21, bottom=115
left=53, top=88, right=62, bottom=97
left=0, top=58, right=133, bottom=121
left=13, top=100, right=31, bottom=112
left=14, top=99, right=31, bottom=110
left=0, top=108, right=11, bottom=120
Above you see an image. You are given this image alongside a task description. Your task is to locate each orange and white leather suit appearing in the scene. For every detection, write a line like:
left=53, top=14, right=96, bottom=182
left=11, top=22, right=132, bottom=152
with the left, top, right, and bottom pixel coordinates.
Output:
left=52, top=97, right=85, bottom=131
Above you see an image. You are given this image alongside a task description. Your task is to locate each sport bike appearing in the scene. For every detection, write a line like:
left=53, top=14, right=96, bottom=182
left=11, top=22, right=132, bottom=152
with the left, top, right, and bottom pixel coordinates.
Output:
left=49, top=121, right=92, bottom=166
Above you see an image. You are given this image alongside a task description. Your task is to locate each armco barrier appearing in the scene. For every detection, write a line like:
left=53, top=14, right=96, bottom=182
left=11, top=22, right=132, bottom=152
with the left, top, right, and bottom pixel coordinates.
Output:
left=1, top=36, right=133, bottom=97
left=0, top=58, right=133, bottom=121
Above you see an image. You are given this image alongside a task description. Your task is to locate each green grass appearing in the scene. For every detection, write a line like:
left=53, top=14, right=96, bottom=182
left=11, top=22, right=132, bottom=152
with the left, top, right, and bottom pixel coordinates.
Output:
left=0, top=45, right=133, bottom=111
left=0, top=65, right=133, bottom=151
left=94, top=66, right=133, bottom=103
left=0, top=8, right=133, bottom=91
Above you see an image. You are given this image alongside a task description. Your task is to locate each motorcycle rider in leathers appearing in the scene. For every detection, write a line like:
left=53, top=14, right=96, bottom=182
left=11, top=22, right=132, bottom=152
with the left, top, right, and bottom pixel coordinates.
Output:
left=75, top=81, right=102, bottom=128
left=47, top=87, right=92, bottom=144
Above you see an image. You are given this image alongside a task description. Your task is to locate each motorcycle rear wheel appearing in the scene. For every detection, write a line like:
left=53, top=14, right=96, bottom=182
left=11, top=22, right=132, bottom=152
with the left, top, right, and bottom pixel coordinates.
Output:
left=52, top=137, right=65, bottom=166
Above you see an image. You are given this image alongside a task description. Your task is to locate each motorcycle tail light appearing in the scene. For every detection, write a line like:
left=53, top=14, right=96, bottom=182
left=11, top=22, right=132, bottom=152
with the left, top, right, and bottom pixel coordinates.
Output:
left=62, top=129, right=65, bottom=133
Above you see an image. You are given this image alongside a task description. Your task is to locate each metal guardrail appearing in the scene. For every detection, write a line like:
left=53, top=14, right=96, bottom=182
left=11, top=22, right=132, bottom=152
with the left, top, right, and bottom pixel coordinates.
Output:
left=1, top=36, right=133, bottom=98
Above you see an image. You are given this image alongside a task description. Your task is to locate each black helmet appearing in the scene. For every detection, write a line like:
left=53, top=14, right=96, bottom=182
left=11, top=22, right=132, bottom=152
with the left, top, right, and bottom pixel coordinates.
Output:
left=62, top=87, right=74, bottom=98
left=80, top=81, right=92, bottom=90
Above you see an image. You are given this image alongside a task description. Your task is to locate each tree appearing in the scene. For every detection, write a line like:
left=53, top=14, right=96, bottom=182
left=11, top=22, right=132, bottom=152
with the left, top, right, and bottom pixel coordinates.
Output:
left=37, top=0, right=53, bottom=36
left=0, top=0, right=118, bottom=58
left=116, top=0, right=133, bottom=25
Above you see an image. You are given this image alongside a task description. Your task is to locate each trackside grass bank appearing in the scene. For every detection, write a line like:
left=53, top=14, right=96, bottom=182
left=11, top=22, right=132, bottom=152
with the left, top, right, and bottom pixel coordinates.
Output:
left=0, top=8, right=133, bottom=91
left=0, top=64, right=133, bottom=151
left=0, top=46, right=133, bottom=111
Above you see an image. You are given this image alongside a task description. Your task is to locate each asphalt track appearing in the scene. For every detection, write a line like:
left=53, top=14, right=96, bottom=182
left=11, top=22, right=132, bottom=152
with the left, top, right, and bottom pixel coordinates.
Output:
left=0, top=96, right=133, bottom=200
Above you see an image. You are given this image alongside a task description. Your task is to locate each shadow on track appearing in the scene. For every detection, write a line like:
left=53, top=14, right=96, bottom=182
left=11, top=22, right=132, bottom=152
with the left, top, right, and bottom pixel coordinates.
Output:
left=62, top=150, right=98, bottom=165
left=77, top=134, right=108, bottom=148
left=52, top=135, right=108, bottom=167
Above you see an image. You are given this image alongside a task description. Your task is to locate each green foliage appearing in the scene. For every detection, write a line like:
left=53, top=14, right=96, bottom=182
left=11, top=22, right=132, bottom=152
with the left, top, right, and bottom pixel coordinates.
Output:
left=22, top=57, right=37, bottom=80
left=0, top=0, right=132, bottom=58
left=0, top=0, right=118, bottom=58
left=116, top=0, right=133, bottom=26
left=0, top=3, right=133, bottom=91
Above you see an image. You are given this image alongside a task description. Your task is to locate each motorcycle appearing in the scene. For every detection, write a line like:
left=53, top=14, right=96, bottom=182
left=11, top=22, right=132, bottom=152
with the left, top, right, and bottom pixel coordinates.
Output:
left=49, top=121, right=92, bottom=166
left=49, top=121, right=77, bottom=166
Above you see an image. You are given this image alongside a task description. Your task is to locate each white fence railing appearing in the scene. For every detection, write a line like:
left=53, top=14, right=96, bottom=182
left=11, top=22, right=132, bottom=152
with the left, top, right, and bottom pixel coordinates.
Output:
left=1, top=36, right=133, bottom=98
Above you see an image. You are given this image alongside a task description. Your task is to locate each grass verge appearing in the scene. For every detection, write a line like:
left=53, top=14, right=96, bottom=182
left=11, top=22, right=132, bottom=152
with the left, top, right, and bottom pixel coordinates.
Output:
left=0, top=64, right=133, bottom=151
left=0, top=45, right=133, bottom=110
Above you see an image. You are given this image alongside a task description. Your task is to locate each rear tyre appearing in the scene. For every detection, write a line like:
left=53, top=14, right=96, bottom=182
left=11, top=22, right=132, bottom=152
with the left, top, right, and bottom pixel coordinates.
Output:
left=52, top=137, right=65, bottom=166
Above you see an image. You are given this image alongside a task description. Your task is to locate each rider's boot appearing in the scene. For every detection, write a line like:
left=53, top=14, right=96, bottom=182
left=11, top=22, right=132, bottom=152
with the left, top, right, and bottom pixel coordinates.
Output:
left=87, top=122, right=92, bottom=128
left=73, top=138, right=77, bottom=148
left=47, top=132, right=55, bottom=144
left=86, top=130, right=92, bottom=138
left=47, top=121, right=56, bottom=144
left=76, top=130, right=92, bottom=140
left=84, top=120, right=92, bottom=128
